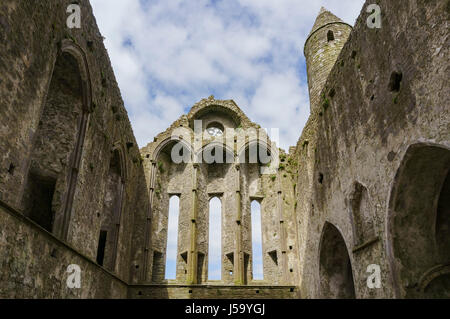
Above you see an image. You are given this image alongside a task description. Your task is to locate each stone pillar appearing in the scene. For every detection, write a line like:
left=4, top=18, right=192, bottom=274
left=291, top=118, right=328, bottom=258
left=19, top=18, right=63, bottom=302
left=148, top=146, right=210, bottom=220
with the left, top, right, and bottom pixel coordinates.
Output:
left=277, top=170, right=289, bottom=284
left=56, top=111, right=91, bottom=241
left=110, top=180, right=124, bottom=271
left=234, top=162, right=245, bottom=285
left=143, top=160, right=157, bottom=282
left=187, top=163, right=199, bottom=284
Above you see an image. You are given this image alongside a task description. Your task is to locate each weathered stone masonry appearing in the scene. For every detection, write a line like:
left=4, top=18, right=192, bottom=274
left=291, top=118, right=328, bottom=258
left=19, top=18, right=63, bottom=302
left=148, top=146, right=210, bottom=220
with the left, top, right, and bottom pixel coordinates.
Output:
left=140, top=97, right=298, bottom=288
left=293, top=1, right=449, bottom=299
left=0, top=0, right=448, bottom=299
left=0, top=0, right=149, bottom=297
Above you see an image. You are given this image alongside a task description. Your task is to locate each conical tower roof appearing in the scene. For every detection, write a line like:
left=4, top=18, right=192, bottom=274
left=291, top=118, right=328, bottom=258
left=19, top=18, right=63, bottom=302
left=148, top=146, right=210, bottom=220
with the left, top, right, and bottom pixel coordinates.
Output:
left=308, top=7, right=345, bottom=38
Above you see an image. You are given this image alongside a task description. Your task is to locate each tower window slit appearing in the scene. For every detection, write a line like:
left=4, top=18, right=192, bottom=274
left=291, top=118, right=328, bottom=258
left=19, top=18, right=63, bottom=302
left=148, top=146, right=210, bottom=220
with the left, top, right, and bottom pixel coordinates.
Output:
left=327, top=30, right=335, bottom=42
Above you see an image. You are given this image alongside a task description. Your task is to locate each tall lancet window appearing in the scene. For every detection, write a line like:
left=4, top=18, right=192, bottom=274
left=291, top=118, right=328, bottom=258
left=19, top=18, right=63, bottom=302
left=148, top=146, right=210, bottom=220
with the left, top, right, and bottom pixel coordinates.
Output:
left=165, top=195, right=180, bottom=279
left=327, top=30, right=335, bottom=42
left=208, top=197, right=222, bottom=280
left=251, top=200, right=264, bottom=280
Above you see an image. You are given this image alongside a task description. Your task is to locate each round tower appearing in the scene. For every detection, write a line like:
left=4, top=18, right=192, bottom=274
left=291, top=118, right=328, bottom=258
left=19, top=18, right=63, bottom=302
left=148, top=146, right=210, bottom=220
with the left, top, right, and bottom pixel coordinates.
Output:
left=304, top=7, right=352, bottom=111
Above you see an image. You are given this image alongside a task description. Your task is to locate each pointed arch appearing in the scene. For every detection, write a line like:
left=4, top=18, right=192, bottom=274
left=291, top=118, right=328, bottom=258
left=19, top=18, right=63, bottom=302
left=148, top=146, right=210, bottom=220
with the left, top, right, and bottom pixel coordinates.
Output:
left=208, top=196, right=222, bottom=280
left=237, top=139, right=279, bottom=175
left=59, top=39, right=93, bottom=112
left=195, top=142, right=235, bottom=165
left=57, top=40, right=93, bottom=240
left=318, top=222, right=355, bottom=299
left=22, top=39, right=92, bottom=240
left=251, top=200, right=264, bottom=280
left=386, top=142, right=450, bottom=298
left=145, top=136, right=193, bottom=282
left=112, top=141, right=129, bottom=182
left=151, top=136, right=193, bottom=163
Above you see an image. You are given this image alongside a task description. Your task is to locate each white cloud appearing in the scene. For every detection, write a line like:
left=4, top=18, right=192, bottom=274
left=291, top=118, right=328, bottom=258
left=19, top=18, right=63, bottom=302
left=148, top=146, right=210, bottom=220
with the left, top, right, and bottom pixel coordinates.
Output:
left=91, top=0, right=365, bottom=151
left=91, top=0, right=365, bottom=279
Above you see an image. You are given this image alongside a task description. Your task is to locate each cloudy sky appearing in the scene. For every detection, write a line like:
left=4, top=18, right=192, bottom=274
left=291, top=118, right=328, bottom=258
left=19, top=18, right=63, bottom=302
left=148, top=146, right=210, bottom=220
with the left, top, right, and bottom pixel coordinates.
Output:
left=90, top=0, right=365, bottom=280
left=90, top=0, right=365, bottom=151
left=165, top=196, right=180, bottom=279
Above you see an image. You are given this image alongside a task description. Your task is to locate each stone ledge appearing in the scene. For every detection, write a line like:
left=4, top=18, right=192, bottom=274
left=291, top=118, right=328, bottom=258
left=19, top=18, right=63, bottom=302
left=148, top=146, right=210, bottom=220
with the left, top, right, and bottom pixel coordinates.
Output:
left=352, top=236, right=380, bottom=253
left=131, top=284, right=297, bottom=289
left=128, top=284, right=300, bottom=299
left=1, top=199, right=300, bottom=299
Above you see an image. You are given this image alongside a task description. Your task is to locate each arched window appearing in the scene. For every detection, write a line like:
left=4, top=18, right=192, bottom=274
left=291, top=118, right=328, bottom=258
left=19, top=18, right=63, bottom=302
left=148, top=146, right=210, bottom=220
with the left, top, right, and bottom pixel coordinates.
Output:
left=208, top=197, right=222, bottom=280
left=388, top=144, right=450, bottom=298
left=319, top=222, right=355, bottom=299
left=327, top=30, right=335, bottom=42
left=22, top=50, right=89, bottom=236
left=251, top=200, right=264, bottom=280
left=165, top=196, right=180, bottom=280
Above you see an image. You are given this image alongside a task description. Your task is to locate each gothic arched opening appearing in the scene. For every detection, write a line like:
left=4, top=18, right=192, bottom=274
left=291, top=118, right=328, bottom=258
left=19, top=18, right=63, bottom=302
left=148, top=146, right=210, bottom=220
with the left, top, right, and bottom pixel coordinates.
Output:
left=208, top=197, right=222, bottom=281
left=319, top=222, right=356, bottom=299
left=22, top=51, right=87, bottom=235
left=149, top=139, right=191, bottom=283
left=251, top=200, right=264, bottom=280
left=388, top=144, right=450, bottom=298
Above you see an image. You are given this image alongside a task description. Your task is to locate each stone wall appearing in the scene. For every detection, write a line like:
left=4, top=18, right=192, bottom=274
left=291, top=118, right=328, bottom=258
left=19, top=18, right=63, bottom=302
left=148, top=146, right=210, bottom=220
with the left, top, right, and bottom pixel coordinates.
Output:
left=0, top=202, right=127, bottom=298
left=128, top=284, right=299, bottom=299
left=140, top=98, right=292, bottom=287
left=0, top=0, right=150, bottom=296
left=294, top=0, right=449, bottom=298
left=0, top=0, right=448, bottom=299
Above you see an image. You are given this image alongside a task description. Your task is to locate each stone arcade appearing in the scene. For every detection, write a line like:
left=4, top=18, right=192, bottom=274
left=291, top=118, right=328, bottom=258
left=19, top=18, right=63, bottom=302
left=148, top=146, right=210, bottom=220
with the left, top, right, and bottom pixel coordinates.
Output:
left=0, top=0, right=448, bottom=298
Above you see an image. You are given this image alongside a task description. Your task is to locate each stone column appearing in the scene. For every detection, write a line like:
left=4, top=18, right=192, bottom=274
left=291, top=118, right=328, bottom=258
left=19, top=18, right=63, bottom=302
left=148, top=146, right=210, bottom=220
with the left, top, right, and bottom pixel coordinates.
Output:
left=143, top=160, right=157, bottom=282
left=110, top=179, right=124, bottom=271
left=277, top=170, right=289, bottom=284
left=56, top=111, right=91, bottom=240
left=187, top=163, right=199, bottom=284
left=143, top=160, right=157, bottom=281
left=234, top=162, right=245, bottom=285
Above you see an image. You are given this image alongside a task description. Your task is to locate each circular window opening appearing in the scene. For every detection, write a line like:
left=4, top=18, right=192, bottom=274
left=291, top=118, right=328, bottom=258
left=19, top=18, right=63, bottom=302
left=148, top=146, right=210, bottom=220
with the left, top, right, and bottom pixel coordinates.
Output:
left=206, top=122, right=224, bottom=137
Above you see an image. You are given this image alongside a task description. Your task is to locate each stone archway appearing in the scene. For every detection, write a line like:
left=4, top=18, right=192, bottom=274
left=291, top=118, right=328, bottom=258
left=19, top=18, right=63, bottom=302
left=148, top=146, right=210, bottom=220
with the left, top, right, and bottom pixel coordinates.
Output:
left=319, top=222, right=356, bottom=299
left=22, top=41, right=92, bottom=239
left=387, top=143, right=450, bottom=298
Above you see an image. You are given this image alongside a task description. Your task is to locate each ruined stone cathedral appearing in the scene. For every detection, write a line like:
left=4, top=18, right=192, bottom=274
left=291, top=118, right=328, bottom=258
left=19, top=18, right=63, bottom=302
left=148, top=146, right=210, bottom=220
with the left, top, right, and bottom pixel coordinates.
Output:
left=0, top=0, right=448, bottom=299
